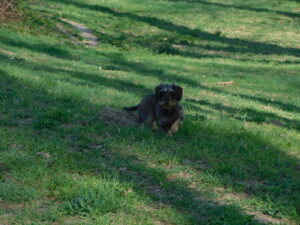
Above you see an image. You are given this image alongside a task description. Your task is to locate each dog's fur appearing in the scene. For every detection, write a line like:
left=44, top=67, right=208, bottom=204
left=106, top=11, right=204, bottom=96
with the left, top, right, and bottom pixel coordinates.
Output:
left=123, top=84, right=183, bottom=135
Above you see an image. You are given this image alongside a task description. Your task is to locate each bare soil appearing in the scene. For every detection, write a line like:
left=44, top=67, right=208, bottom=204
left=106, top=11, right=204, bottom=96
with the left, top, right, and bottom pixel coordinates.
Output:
left=97, top=107, right=139, bottom=127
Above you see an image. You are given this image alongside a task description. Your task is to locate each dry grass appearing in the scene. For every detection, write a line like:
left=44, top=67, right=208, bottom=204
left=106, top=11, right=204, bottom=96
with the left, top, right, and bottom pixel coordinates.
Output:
left=0, top=0, right=20, bottom=21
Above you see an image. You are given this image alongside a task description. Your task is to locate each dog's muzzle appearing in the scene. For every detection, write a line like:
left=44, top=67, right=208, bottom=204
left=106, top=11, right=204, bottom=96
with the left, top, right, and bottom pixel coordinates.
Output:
left=161, top=101, right=175, bottom=110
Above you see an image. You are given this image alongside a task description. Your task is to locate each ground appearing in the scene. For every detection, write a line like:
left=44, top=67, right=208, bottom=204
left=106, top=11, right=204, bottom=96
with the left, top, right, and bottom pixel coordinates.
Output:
left=0, top=0, right=299, bottom=224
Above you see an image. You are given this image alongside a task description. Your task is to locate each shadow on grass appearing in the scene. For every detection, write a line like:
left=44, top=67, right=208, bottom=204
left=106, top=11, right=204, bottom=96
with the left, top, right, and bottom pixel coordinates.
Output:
left=186, top=98, right=300, bottom=131
left=105, top=29, right=300, bottom=64
left=92, top=25, right=300, bottom=65
left=1, top=28, right=299, bottom=114
left=0, top=69, right=270, bottom=225
left=0, top=34, right=73, bottom=59
left=53, top=0, right=300, bottom=58
left=99, top=51, right=300, bottom=114
left=1, top=62, right=299, bottom=223
left=99, top=52, right=200, bottom=87
left=197, top=85, right=300, bottom=114
left=92, top=29, right=228, bottom=62
left=0, top=53, right=151, bottom=97
left=168, top=0, right=300, bottom=19
left=1, top=34, right=299, bottom=115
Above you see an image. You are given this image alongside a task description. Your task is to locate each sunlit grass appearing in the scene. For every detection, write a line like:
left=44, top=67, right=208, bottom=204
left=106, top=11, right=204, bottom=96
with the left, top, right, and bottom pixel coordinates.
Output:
left=0, top=0, right=299, bottom=224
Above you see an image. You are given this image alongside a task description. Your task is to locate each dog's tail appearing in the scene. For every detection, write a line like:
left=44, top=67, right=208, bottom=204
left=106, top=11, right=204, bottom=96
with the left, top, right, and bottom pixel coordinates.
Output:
left=123, top=105, right=139, bottom=111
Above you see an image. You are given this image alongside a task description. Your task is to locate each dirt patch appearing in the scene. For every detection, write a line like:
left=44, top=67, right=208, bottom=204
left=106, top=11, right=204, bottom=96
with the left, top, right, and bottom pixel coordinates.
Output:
left=167, top=171, right=192, bottom=181
left=56, top=23, right=79, bottom=43
left=248, top=211, right=282, bottom=225
left=0, top=49, right=16, bottom=56
left=0, top=0, right=20, bottom=21
left=217, top=192, right=248, bottom=202
left=0, top=0, right=14, bottom=15
left=59, top=18, right=98, bottom=47
left=97, top=107, right=139, bottom=127
left=217, top=80, right=234, bottom=86
left=181, top=159, right=209, bottom=170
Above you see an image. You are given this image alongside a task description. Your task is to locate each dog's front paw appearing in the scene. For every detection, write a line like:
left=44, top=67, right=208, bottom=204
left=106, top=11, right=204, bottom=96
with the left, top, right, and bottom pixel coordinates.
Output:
left=170, top=119, right=181, bottom=133
left=152, top=126, right=159, bottom=131
left=166, top=130, right=173, bottom=136
left=150, top=121, right=159, bottom=130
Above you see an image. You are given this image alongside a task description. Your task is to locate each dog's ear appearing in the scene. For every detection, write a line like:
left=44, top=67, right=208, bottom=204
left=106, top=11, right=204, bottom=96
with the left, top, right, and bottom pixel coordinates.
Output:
left=155, top=84, right=163, bottom=98
left=173, top=85, right=183, bottom=101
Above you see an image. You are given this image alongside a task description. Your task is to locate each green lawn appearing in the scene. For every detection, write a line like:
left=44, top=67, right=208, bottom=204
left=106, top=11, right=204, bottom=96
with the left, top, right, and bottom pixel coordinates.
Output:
left=0, top=0, right=299, bottom=224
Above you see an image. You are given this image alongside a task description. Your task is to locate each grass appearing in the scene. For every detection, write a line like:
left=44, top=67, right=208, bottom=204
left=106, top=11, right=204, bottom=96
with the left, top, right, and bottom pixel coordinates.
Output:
left=0, top=0, right=299, bottom=224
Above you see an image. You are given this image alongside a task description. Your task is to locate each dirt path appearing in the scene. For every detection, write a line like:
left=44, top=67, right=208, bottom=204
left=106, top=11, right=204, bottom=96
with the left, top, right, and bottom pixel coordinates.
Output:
left=58, top=18, right=98, bottom=47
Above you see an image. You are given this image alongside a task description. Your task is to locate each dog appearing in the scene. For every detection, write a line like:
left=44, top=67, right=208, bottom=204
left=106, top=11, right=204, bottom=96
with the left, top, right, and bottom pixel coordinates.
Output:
left=123, top=84, right=183, bottom=136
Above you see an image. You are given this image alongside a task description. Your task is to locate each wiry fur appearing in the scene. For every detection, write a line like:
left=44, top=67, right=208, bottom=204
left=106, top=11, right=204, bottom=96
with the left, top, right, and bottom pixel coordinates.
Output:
left=123, top=84, right=183, bottom=135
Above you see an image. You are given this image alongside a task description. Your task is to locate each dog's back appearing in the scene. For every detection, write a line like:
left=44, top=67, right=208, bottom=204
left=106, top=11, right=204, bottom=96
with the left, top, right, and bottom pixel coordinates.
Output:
left=123, top=94, right=155, bottom=112
left=123, top=94, right=157, bottom=123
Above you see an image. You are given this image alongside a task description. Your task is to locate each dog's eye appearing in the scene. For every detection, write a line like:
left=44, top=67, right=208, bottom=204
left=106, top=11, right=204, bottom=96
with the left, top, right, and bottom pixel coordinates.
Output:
left=169, top=92, right=175, bottom=98
left=159, top=92, right=165, bottom=98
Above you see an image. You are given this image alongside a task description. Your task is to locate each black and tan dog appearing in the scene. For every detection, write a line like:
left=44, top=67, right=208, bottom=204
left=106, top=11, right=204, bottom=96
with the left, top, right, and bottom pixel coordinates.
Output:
left=123, top=84, right=183, bottom=136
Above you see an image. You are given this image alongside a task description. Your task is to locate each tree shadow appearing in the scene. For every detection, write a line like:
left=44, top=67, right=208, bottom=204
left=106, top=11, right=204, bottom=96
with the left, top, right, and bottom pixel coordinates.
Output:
left=0, top=34, right=73, bottom=59
left=93, top=26, right=300, bottom=65
left=174, top=118, right=300, bottom=221
left=1, top=69, right=299, bottom=223
left=0, top=70, right=273, bottom=225
left=98, top=51, right=300, bottom=115
left=53, top=0, right=300, bottom=58
left=186, top=98, right=300, bottom=131
left=92, top=29, right=227, bottom=61
left=4, top=1, right=295, bottom=116
left=2, top=31, right=298, bottom=116
left=0, top=52, right=151, bottom=97
left=98, top=52, right=200, bottom=88
left=1, top=2, right=299, bottom=222
left=168, top=0, right=300, bottom=19
left=195, top=85, right=300, bottom=114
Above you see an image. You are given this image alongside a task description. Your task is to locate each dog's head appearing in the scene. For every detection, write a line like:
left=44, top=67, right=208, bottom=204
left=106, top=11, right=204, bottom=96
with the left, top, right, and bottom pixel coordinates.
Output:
left=155, top=84, right=183, bottom=110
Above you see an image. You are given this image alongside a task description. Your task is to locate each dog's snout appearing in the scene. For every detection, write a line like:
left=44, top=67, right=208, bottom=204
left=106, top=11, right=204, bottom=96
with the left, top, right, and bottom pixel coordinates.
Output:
left=163, top=94, right=171, bottom=102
